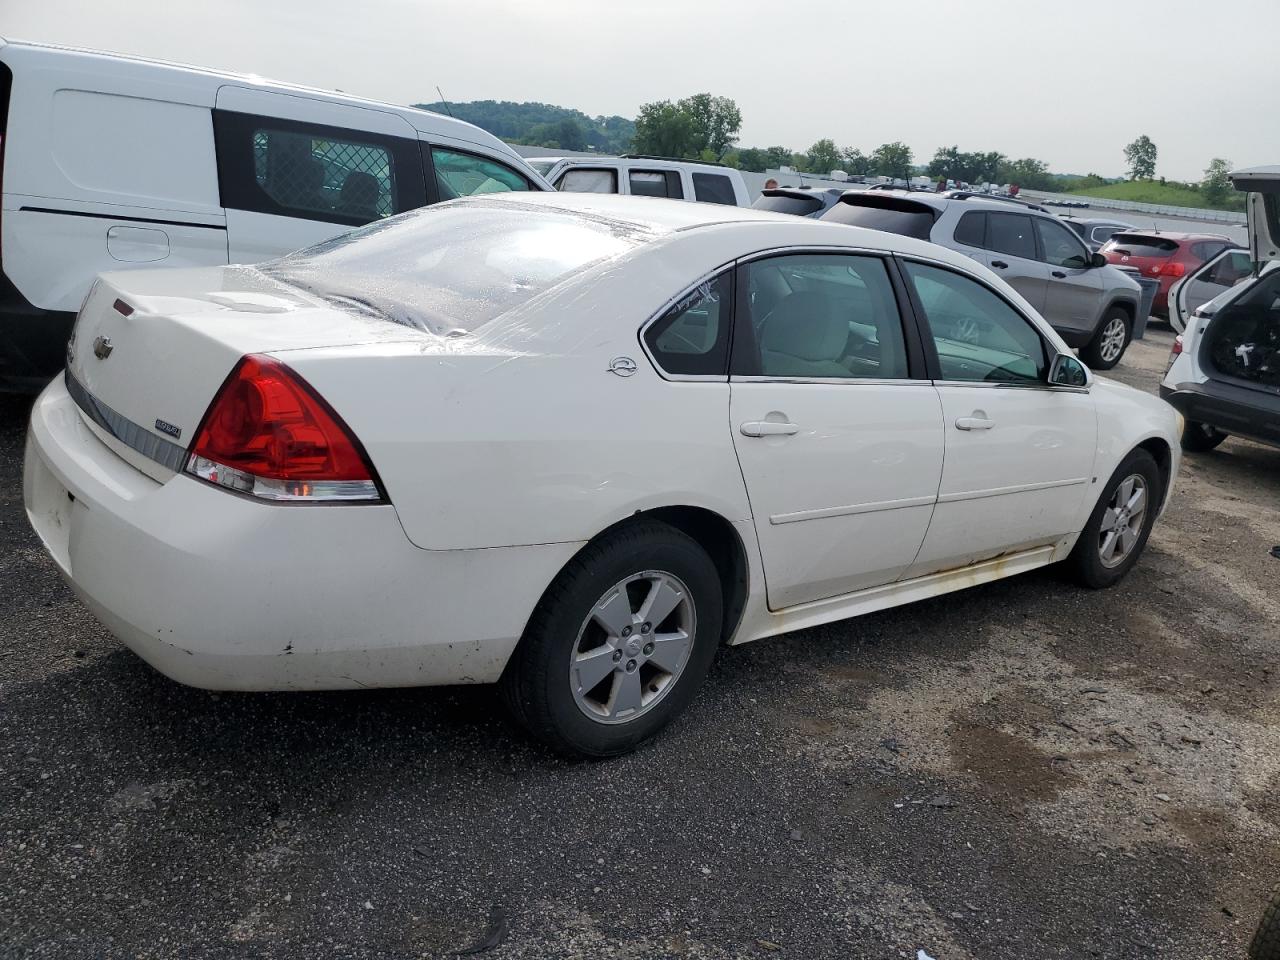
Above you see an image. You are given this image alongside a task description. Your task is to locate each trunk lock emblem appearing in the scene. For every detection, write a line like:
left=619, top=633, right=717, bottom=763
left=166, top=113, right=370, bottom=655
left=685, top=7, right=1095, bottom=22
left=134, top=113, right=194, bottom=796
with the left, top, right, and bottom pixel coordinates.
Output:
left=608, top=356, right=637, bottom=377
left=93, top=336, right=114, bottom=360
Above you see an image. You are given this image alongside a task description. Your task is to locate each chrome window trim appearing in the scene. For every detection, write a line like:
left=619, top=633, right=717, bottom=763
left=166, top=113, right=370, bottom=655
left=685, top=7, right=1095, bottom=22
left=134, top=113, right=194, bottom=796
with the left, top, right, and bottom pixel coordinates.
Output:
left=932, top=379, right=1091, bottom=395
left=64, top=367, right=188, bottom=473
left=731, top=376, right=926, bottom=386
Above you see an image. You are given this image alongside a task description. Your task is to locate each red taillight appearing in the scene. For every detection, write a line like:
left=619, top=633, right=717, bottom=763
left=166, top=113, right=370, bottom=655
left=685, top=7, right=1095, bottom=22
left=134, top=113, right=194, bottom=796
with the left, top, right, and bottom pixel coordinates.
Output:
left=1171, top=334, right=1183, bottom=356
left=185, top=355, right=383, bottom=502
left=1154, top=262, right=1186, bottom=278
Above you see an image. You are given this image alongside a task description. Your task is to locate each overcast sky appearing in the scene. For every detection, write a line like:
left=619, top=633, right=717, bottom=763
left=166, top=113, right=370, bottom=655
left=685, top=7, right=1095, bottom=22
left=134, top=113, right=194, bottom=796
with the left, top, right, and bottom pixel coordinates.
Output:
left=7, top=0, right=1275, bottom=181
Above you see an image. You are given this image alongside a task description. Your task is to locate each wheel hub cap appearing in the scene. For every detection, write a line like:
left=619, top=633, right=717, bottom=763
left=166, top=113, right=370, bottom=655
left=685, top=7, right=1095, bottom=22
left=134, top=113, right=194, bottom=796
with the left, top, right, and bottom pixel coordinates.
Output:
left=1098, top=473, right=1148, bottom=568
left=569, top=571, right=696, bottom=725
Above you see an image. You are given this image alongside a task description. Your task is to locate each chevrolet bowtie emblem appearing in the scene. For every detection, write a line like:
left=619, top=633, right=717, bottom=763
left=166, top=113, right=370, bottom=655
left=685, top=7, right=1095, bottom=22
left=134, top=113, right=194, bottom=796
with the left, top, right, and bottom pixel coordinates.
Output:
left=93, top=336, right=113, bottom=360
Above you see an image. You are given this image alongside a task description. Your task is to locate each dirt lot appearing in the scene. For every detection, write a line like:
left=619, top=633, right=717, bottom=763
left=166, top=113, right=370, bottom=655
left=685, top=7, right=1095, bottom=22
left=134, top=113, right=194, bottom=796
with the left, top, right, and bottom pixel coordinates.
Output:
left=2, top=327, right=1278, bottom=959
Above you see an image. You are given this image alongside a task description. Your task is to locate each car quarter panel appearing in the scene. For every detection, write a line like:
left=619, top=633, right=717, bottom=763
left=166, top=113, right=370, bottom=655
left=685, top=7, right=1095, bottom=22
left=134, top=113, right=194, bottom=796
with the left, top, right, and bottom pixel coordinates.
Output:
left=25, top=377, right=579, bottom=688
left=1091, top=377, right=1182, bottom=514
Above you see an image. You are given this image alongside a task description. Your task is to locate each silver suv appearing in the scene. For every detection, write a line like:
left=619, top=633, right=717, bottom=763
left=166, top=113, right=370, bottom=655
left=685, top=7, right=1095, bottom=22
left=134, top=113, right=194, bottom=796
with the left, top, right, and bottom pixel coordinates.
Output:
left=822, top=191, right=1142, bottom=368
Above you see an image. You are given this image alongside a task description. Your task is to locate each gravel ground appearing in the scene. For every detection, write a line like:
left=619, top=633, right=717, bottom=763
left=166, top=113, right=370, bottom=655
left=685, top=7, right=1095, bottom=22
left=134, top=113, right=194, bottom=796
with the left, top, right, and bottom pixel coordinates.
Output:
left=2, top=327, right=1278, bottom=959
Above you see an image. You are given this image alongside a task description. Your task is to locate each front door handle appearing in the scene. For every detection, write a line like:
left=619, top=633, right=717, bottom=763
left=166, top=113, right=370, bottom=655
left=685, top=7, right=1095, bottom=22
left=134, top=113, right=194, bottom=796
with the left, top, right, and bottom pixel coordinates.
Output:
left=741, top=420, right=799, bottom=438
left=955, top=416, right=995, bottom=431
left=1051, top=270, right=1067, bottom=278
left=991, top=260, right=1009, bottom=269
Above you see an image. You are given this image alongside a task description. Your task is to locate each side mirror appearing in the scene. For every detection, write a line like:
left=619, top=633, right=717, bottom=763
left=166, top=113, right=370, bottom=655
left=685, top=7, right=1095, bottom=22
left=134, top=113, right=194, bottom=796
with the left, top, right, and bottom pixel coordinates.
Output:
left=1090, top=252, right=1107, bottom=268
left=1049, top=353, right=1090, bottom=388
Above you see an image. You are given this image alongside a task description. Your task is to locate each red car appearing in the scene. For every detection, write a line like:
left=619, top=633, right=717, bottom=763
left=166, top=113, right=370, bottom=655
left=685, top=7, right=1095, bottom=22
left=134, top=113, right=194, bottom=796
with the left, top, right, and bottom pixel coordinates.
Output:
left=1099, top=231, right=1236, bottom=318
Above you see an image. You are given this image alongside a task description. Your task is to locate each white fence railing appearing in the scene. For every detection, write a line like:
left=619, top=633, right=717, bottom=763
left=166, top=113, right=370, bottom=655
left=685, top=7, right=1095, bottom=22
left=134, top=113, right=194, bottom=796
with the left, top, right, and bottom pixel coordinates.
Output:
left=1022, top=189, right=1246, bottom=224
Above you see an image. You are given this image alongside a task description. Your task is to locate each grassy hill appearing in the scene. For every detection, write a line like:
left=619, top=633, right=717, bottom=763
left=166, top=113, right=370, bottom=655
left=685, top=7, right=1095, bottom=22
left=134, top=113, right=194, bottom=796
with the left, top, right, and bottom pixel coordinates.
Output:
left=413, top=100, right=634, bottom=154
left=1066, top=180, right=1243, bottom=212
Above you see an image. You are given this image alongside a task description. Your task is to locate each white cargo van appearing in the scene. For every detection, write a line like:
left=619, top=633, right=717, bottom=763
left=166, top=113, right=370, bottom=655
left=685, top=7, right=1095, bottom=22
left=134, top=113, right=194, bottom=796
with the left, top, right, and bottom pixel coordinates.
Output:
left=0, top=38, right=551, bottom=390
left=527, top=156, right=750, bottom=207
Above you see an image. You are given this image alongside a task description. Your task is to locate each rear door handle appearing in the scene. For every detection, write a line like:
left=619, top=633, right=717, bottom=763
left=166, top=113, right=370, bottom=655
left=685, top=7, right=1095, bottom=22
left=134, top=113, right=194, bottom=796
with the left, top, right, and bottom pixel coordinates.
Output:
left=991, top=260, right=1009, bottom=269
left=1051, top=270, right=1067, bottom=278
left=955, top=416, right=995, bottom=431
left=741, top=420, right=799, bottom=437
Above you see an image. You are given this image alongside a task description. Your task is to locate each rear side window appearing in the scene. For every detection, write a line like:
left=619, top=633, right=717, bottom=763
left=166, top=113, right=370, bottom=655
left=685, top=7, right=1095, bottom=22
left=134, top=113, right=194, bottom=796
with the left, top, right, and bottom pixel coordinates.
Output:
left=987, top=213, right=1036, bottom=260
left=953, top=212, right=986, bottom=248
left=629, top=169, right=683, bottom=199
left=821, top=196, right=937, bottom=241
left=1091, top=225, right=1123, bottom=245
left=214, top=111, right=425, bottom=226
left=644, top=272, right=733, bottom=376
left=431, top=148, right=532, bottom=199
left=1190, top=241, right=1228, bottom=262
left=692, top=173, right=737, bottom=205
left=1102, top=234, right=1179, bottom=258
left=558, top=168, right=618, bottom=194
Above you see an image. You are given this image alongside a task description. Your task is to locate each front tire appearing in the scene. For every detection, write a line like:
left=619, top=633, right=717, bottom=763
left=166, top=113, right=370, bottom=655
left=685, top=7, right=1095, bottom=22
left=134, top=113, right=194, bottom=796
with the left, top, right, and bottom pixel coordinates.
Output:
left=1081, top=308, right=1132, bottom=370
left=1066, top=449, right=1162, bottom=588
left=500, top=520, right=723, bottom=758
left=1180, top=419, right=1228, bottom=452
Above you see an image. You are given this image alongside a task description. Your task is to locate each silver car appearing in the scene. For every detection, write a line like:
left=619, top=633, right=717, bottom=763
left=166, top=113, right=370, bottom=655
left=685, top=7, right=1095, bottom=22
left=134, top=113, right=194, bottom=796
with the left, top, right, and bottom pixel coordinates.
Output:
left=1062, top=217, right=1136, bottom=253
left=822, top=192, right=1143, bottom=369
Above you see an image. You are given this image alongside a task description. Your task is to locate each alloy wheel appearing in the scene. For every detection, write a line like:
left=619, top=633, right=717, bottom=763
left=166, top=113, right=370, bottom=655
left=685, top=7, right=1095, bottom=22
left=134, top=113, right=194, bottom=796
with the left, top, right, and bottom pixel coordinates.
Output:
left=569, top=571, right=696, bottom=724
left=1098, top=473, right=1148, bottom=568
left=1099, top=316, right=1128, bottom=363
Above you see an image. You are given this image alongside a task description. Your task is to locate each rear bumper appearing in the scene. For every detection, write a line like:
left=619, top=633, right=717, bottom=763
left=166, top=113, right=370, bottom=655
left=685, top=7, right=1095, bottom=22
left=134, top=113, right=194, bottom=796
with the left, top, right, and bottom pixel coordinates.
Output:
left=24, top=377, right=581, bottom=690
left=1160, top=380, right=1280, bottom=447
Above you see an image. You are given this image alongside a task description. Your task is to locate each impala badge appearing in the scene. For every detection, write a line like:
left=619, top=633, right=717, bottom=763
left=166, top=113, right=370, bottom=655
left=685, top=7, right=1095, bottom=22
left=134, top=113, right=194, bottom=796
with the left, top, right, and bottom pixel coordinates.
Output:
left=93, top=336, right=113, bottom=360
left=154, top=419, right=182, bottom=440
left=608, top=356, right=637, bottom=378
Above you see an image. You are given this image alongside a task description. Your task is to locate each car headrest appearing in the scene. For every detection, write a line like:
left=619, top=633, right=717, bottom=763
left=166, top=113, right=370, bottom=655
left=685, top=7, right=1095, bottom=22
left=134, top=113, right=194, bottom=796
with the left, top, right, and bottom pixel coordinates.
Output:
left=760, top=292, right=847, bottom=362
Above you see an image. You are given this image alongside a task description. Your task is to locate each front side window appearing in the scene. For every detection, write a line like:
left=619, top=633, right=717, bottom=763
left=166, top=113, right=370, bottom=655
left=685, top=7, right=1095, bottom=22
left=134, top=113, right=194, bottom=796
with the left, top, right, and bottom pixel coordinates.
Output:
left=643, top=272, right=733, bottom=376
left=736, top=254, right=909, bottom=379
left=431, top=148, right=531, bottom=199
left=692, top=172, right=737, bottom=205
left=558, top=168, right=618, bottom=194
left=1035, top=218, right=1090, bottom=268
left=214, top=110, right=425, bottom=226
left=987, top=213, right=1037, bottom=260
left=903, top=260, right=1047, bottom=383
left=629, top=169, right=683, bottom=199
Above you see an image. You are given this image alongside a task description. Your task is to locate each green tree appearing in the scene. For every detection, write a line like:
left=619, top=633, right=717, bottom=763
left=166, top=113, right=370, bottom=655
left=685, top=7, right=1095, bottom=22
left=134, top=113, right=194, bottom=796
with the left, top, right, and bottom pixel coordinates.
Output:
left=679, top=93, right=742, bottom=157
left=997, top=157, right=1053, bottom=191
left=736, top=147, right=768, bottom=172
left=927, top=145, right=962, bottom=180
left=763, top=146, right=793, bottom=169
left=805, top=138, right=841, bottom=175
left=632, top=99, right=697, bottom=157
left=871, top=141, right=913, bottom=181
left=840, top=147, right=872, bottom=176
left=1202, top=158, right=1233, bottom=207
left=1124, top=135, right=1157, bottom=180
left=555, top=118, right=585, bottom=152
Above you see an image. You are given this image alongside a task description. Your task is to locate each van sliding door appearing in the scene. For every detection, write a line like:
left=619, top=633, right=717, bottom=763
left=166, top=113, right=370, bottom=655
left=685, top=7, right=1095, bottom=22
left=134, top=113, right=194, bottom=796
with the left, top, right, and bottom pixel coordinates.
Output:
left=213, top=86, right=426, bottom=264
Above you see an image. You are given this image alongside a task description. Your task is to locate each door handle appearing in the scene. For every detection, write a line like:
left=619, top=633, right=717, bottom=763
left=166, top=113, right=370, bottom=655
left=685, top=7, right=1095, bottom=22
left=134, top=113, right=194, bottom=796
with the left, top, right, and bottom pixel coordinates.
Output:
left=991, top=260, right=1009, bottom=269
left=1051, top=270, right=1067, bottom=278
left=741, top=420, right=799, bottom=438
left=955, top=416, right=995, bottom=431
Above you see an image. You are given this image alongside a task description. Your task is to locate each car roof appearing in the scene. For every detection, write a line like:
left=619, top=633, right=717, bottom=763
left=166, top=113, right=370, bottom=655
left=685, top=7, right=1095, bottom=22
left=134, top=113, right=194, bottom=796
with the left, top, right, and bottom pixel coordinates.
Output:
left=462, top=193, right=994, bottom=268
left=1062, top=217, right=1133, bottom=226
left=535, top=156, right=735, bottom=174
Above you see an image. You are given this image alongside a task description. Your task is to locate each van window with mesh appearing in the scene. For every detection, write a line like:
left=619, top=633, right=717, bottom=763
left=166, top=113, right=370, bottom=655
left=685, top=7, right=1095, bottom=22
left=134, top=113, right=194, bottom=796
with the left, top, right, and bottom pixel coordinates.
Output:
left=254, top=128, right=395, bottom=223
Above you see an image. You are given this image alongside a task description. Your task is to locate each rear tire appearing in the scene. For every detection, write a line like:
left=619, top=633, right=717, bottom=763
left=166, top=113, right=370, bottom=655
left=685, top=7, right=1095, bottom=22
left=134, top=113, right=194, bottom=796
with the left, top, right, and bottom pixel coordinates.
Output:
left=1066, top=449, right=1162, bottom=589
left=500, top=520, right=722, bottom=758
left=1250, top=885, right=1280, bottom=960
left=1180, top=419, right=1228, bottom=452
left=1081, top=308, right=1132, bottom=370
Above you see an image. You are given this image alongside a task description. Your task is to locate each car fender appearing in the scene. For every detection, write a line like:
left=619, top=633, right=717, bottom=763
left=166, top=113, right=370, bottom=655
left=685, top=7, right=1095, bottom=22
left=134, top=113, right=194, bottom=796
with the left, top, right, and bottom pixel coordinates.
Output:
left=1088, top=377, right=1181, bottom=518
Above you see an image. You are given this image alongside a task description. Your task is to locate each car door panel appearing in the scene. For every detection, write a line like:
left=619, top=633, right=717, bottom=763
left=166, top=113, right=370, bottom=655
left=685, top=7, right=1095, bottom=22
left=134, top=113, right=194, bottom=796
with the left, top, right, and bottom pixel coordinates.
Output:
left=898, top=258, right=1098, bottom=576
left=983, top=212, right=1049, bottom=313
left=1036, top=217, right=1104, bottom=337
left=728, top=252, right=944, bottom=610
left=1172, top=249, right=1253, bottom=329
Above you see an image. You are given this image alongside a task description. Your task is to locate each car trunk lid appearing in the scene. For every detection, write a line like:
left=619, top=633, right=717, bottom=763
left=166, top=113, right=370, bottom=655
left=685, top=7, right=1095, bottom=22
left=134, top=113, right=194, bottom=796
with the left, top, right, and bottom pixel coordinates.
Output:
left=66, top=265, right=424, bottom=482
left=1231, top=165, right=1280, bottom=264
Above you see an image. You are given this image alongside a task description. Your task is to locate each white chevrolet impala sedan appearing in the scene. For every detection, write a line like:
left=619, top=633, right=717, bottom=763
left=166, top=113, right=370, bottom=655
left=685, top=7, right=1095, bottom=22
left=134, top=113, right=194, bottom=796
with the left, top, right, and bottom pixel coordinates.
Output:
left=25, top=194, right=1179, bottom=756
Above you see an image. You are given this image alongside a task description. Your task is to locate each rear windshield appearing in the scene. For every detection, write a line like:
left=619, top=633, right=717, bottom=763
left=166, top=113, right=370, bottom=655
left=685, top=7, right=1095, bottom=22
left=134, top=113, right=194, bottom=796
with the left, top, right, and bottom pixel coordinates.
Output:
left=752, top=193, right=823, bottom=217
left=1101, top=234, right=1179, bottom=258
left=262, top=200, right=651, bottom=334
left=821, top=196, right=938, bottom=241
